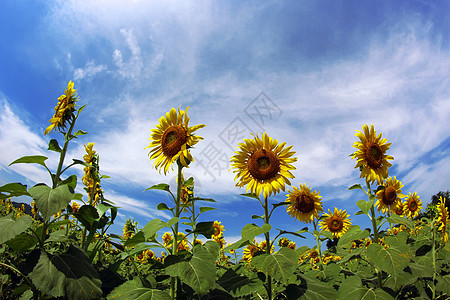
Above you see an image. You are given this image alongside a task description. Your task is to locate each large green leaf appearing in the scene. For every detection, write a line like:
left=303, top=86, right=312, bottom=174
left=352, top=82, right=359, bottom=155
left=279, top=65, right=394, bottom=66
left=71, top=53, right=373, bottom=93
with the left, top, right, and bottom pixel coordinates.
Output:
left=6, top=232, right=38, bottom=252
left=144, top=183, right=170, bottom=192
left=338, top=225, right=370, bottom=247
left=9, top=155, right=48, bottom=168
left=108, top=278, right=170, bottom=299
left=436, top=274, right=450, bottom=295
left=218, top=267, right=264, bottom=297
left=338, top=276, right=394, bottom=300
left=251, top=247, right=298, bottom=284
left=123, top=231, right=146, bottom=247
left=366, top=240, right=412, bottom=278
left=29, top=183, right=74, bottom=221
left=165, top=244, right=217, bottom=295
left=356, top=199, right=374, bottom=215
left=386, top=214, right=414, bottom=230
left=74, top=205, right=99, bottom=231
left=47, top=139, right=62, bottom=152
left=142, top=219, right=166, bottom=239
left=241, top=223, right=272, bottom=240
left=0, top=183, right=30, bottom=199
left=0, top=214, right=33, bottom=243
left=191, top=221, right=215, bottom=239
left=30, top=246, right=102, bottom=300
left=286, top=276, right=337, bottom=300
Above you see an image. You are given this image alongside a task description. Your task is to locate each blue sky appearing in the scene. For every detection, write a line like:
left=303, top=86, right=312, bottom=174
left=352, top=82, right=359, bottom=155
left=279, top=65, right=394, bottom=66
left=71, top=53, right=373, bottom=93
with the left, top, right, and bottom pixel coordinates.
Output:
left=1, top=0, right=450, bottom=250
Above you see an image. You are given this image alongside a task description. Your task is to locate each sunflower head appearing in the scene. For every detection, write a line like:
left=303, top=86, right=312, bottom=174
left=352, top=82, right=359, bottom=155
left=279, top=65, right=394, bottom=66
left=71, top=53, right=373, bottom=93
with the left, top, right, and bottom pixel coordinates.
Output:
left=437, top=196, right=449, bottom=243
left=44, top=81, right=78, bottom=135
left=278, top=237, right=290, bottom=248
left=285, top=184, right=323, bottom=223
left=392, top=201, right=405, bottom=217
left=319, top=208, right=352, bottom=239
left=352, top=124, right=393, bottom=185
left=288, top=241, right=296, bottom=250
left=258, top=240, right=274, bottom=254
left=162, top=232, right=173, bottom=246
left=242, top=241, right=261, bottom=263
left=375, top=177, right=405, bottom=214
left=231, top=132, right=297, bottom=199
left=403, top=192, right=422, bottom=219
left=146, top=107, right=205, bottom=175
left=212, top=220, right=225, bottom=240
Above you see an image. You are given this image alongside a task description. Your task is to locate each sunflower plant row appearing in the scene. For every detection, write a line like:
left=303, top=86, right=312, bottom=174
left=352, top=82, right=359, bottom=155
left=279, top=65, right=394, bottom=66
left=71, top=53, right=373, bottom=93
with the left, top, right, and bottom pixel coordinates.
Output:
left=0, top=81, right=449, bottom=300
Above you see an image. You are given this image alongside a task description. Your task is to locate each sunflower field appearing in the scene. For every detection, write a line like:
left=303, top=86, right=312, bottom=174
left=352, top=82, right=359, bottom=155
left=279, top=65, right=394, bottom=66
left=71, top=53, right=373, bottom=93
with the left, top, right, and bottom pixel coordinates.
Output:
left=0, top=81, right=449, bottom=300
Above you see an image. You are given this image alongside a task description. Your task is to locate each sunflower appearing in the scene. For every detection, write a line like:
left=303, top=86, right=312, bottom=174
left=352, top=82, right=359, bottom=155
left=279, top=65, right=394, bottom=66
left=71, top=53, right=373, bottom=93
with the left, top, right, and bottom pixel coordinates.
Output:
left=258, top=240, right=274, bottom=254
left=146, top=107, right=205, bottom=174
left=285, top=184, right=323, bottom=223
left=319, top=208, right=352, bottom=239
left=288, top=241, right=296, bottom=250
left=231, top=132, right=297, bottom=199
left=123, top=219, right=138, bottom=240
left=162, top=232, right=173, bottom=246
left=82, top=143, right=103, bottom=206
left=242, top=242, right=260, bottom=263
left=392, top=201, right=405, bottom=217
left=278, top=237, right=290, bottom=247
left=403, top=192, right=422, bottom=219
left=70, top=201, right=80, bottom=213
left=212, top=220, right=225, bottom=240
left=352, top=124, right=393, bottom=185
left=437, top=196, right=449, bottom=243
left=375, top=177, right=405, bottom=214
left=44, top=81, right=78, bottom=135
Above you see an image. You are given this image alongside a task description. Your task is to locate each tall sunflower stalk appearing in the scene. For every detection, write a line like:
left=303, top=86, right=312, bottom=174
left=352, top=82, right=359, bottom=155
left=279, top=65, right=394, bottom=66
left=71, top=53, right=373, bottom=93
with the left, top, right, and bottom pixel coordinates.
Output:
left=350, top=124, right=396, bottom=288
left=231, top=132, right=297, bottom=300
left=146, top=106, right=204, bottom=300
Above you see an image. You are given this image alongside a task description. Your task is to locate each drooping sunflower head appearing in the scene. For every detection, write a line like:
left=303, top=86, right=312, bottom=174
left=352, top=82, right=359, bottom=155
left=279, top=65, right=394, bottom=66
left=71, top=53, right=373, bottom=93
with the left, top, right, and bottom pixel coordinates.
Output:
left=352, top=124, right=393, bottom=185
left=212, top=220, right=225, bottom=240
left=231, top=132, right=297, bottom=199
left=403, top=192, right=422, bottom=219
left=288, top=241, right=296, bottom=250
left=437, top=196, right=449, bottom=243
left=242, top=241, right=261, bottom=263
left=44, top=81, right=78, bottom=135
left=278, top=237, right=290, bottom=248
left=162, top=232, right=173, bottom=246
left=146, top=107, right=205, bottom=175
left=258, top=240, right=274, bottom=254
left=285, top=184, right=323, bottom=223
left=319, top=208, right=352, bottom=239
left=392, top=201, right=405, bottom=217
left=375, top=176, right=405, bottom=214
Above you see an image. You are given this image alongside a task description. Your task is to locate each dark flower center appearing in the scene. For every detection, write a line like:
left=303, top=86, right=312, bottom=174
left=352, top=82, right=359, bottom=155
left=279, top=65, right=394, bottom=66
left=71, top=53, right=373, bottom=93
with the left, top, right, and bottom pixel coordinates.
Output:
left=409, top=200, right=418, bottom=211
left=294, top=194, right=315, bottom=214
left=247, top=149, right=280, bottom=180
left=161, top=125, right=187, bottom=156
left=328, top=216, right=343, bottom=232
left=382, top=186, right=397, bottom=206
left=365, top=142, right=383, bottom=169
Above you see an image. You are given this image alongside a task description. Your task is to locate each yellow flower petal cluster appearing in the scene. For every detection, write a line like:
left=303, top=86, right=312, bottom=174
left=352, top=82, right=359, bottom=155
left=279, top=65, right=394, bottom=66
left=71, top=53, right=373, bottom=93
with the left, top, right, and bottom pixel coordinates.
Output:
left=352, top=124, right=393, bottom=184
left=285, top=184, right=323, bottom=223
left=231, top=132, right=297, bottom=199
left=403, top=192, right=422, bottom=219
left=146, top=107, right=205, bottom=174
left=212, top=220, right=225, bottom=240
left=242, top=241, right=260, bottom=263
left=82, top=143, right=102, bottom=206
left=44, top=81, right=77, bottom=135
left=319, top=208, right=352, bottom=239
left=375, top=177, right=405, bottom=214
left=437, top=196, right=449, bottom=243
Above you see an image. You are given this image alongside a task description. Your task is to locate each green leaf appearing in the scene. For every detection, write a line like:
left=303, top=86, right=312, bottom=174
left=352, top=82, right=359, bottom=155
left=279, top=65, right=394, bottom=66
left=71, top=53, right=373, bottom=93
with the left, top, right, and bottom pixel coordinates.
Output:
left=0, top=214, right=33, bottom=243
left=74, top=130, right=88, bottom=136
left=348, top=184, right=364, bottom=191
left=166, top=217, right=179, bottom=228
left=338, top=225, right=370, bottom=247
left=337, top=276, right=394, bottom=300
left=108, top=278, right=170, bottom=299
left=29, top=183, right=74, bottom=221
left=142, top=219, right=166, bottom=239
left=224, top=238, right=251, bottom=252
left=192, top=221, right=215, bottom=239
left=6, top=232, right=38, bottom=252
left=251, top=247, right=298, bottom=284
left=165, top=244, right=217, bottom=295
left=157, top=202, right=170, bottom=211
left=124, top=231, right=146, bottom=247
left=144, top=183, right=170, bottom=192
left=9, top=155, right=48, bottom=168
left=73, top=205, right=99, bottom=231
left=436, top=274, right=450, bottom=295
left=199, top=206, right=217, bottom=213
left=48, top=139, right=62, bottom=152
left=241, top=223, right=272, bottom=240
left=30, top=246, right=102, bottom=300
left=251, top=214, right=264, bottom=220
left=386, top=214, right=414, bottom=230
left=286, top=276, right=337, bottom=299
left=191, top=197, right=216, bottom=202
left=46, top=230, right=69, bottom=243
left=320, top=230, right=333, bottom=240
left=71, top=159, right=92, bottom=168
left=356, top=199, right=374, bottom=215
left=277, top=229, right=306, bottom=239
left=0, top=183, right=30, bottom=199
left=239, top=193, right=259, bottom=200
left=218, top=267, right=263, bottom=297
left=366, top=241, right=412, bottom=278
left=59, top=174, right=77, bottom=190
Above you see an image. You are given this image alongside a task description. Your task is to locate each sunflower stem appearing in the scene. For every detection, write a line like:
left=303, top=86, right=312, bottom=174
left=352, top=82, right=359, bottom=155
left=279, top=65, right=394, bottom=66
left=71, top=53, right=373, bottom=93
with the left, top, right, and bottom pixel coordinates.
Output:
left=263, top=195, right=272, bottom=300
left=170, top=160, right=183, bottom=300
left=431, top=220, right=436, bottom=299
left=366, top=179, right=383, bottom=288
left=313, top=220, right=323, bottom=266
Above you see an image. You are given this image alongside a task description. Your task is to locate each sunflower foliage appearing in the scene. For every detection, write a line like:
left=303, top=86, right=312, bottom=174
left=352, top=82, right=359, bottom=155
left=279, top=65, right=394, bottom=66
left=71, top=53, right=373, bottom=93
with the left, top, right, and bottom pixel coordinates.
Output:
left=0, top=85, right=450, bottom=300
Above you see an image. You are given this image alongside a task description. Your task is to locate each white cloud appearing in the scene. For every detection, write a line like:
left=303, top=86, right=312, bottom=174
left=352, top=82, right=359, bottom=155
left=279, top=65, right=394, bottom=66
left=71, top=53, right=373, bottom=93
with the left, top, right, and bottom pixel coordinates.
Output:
left=73, top=60, right=107, bottom=81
